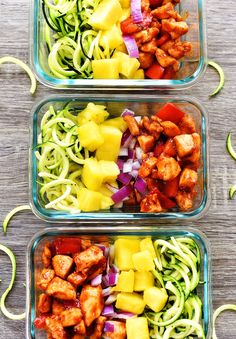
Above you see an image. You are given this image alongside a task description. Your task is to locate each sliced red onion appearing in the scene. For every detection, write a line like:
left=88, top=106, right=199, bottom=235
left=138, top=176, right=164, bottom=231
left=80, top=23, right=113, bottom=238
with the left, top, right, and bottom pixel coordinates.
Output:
left=121, top=129, right=132, bottom=147
left=113, top=311, right=136, bottom=319
left=134, top=176, right=147, bottom=193
left=131, top=0, right=143, bottom=23
left=109, top=244, right=115, bottom=262
left=105, top=183, right=119, bottom=194
left=111, top=185, right=133, bottom=204
left=135, top=147, right=143, bottom=161
left=117, top=172, right=132, bottom=185
left=123, top=35, right=139, bottom=58
left=108, top=273, right=119, bottom=286
left=132, top=160, right=141, bottom=170
left=91, top=274, right=102, bottom=286
left=110, top=264, right=119, bottom=273
left=130, top=169, right=139, bottom=178
left=129, top=138, right=136, bottom=149
left=128, top=148, right=134, bottom=159
left=135, top=116, right=142, bottom=123
left=105, top=293, right=118, bottom=305
left=102, top=286, right=112, bottom=297
left=102, top=275, right=110, bottom=288
left=119, top=147, right=129, bottom=156
left=104, top=321, right=115, bottom=333
left=117, top=159, right=124, bottom=170
left=123, top=161, right=133, bottom=173
left=102, top=304, right=115, bottom=316
left=121, top=108, right=135, bottom=117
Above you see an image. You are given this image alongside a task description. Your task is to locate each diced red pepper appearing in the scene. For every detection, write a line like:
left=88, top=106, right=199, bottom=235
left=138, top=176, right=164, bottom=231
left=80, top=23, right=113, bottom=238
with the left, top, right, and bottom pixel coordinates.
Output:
left=145, top=62, right=165, bottom=79
left=154, top=140, right=164, bottom=157
left=152, top=188, right=177, bottom=209
left=163, top=66, right=176, bottom=80
left=163, top=138, right=177, bottom=157
left=53, top=238, right=81, bottom=255
left=156, top=33, right=170, bottom=47
left=120, top=17, right=141, bottom=35
left=34, top=315, right=47, bottom=329
left=162, top=176, right=180, bottom=198
left=156, top=103, right=185, bottom=124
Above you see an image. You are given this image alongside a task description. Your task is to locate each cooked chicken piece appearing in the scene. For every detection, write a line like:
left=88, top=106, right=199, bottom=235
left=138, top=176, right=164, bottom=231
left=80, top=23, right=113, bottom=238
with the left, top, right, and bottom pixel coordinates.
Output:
left=174, top=134, right=195, bottom=158
left=87, top=256, right=106, bottom=281
left=168, top=41, right=192, bottom=59
left=52, top=255, right=74, bottom=279
left=46, top=277, right=76, bottom=301
left=142, top=116, right=163, bottom=138
left=157, top=156, right=181, bottom=181
left=81, top=239, right=92, bottom=251
left=141, top=0, right=150, bottom=11
left=80, top=285, right=104, bottom=327
left=120, top=17, right=142, bottom=35
left=162, top=19, right=189, bottom=39
left=184, top=133, right=201, bottom=165
left=90, top=316, right=107, bottom=339
left=133, top=27, right=160, bottom=46
left=123, top=115, right=140, bottom=136
left=74, top=319, right=86, bottom=335
left=145, top=178, right=157, bottom=190
left=138, top=135, right=155, bottom=153
left=141, top=38, right=158, bottom=54
left=52, top=299, right=65, bottom=315
left=152, top=3, right=174, bottom=19
left=163, top=138, right=177, bottom=157
left=42, top=243, right=52, bottom=268
left=103, top=320, right=126, bottom=339
left=38, top=293, right=52, bottom=313
left=140, top=192, right=163, bottom=212
left=179, top=168, right=198, bottom=190
left=45, top=316, right=68, bottom=339
left=37, top=268, right=55, bottom=291
left=74, top=245, right=104, bottom=273
left=72, top=335, right=85, bottom=339
left=176, top=190, right=194, bottom=211
left=139, top=52, right=155, bottom=69
left=160, top=121, right=180, bottom=137
left=179, top=114, right=196, bottom=134
left=67, top=271, right=87, bottom=287
left=155, top=48, right=180, bottom=71
left=160, top=39, right=176, bottom=52
left=139, top=156, right=158, bottom=178
left=60, top=307, right=83, bottom=327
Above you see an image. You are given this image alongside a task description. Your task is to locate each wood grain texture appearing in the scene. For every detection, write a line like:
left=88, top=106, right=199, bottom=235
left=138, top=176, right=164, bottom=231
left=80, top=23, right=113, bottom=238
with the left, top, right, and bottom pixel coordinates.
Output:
left=0, top=0, right=236, bottom=337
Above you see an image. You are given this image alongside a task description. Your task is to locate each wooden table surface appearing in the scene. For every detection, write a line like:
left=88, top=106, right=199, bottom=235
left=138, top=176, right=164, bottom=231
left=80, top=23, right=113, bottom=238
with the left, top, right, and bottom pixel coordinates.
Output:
left=0, top=0, right=236, bottom=338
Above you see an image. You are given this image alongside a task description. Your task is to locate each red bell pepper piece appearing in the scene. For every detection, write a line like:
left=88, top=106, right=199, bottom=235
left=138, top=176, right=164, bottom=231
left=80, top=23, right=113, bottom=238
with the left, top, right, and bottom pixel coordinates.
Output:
left=162, top=176, right=180, bottom=198
left=53, top=238, right=81, bottom=255
left=156, top=103, right=185, bottom=124
left=151, top=188, right=177, bottom=209
left=163, top=66, right=176, bottom=80
left=145, top=62, right=165, bottom=79
left=156, top=33, right=170, bottom=47
left=163, top=138, right=177, bottom=157
left=154, top=140, right=164, bottom=157
left=34, top=315, right=47, bottom=329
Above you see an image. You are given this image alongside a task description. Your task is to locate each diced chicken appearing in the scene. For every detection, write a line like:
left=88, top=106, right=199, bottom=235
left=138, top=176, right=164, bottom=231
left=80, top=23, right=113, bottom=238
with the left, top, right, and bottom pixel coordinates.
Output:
left=38, top=293, right=52, bottom=313
left=74, top=319, right=86, bottom=335
left=179, top=168, right=198, bottom=190
left=46, top=277, right=76, bottom=301
left=141, top=39, right=158, bottom=54
left=60, top=307, right=83, bottom=327
left=139, top=156, right=158, bottom=178
left=74, top=245, right=104, bottom=273
left=142, top=116, right=163, bottom=138
left=138, top=135, right=155, bottom=153
left=87, top=256, right=106, bottom=281
left=184, top=133, right=201, bottom=166
left=163, top=138, right=177, bottom=157
left=90, top=316, right=107, bottom=339
left=160, top=121, right=180, bottom=137
left=133, top=27, right=160, bottom=46
left=162, top=19, right=189, bottom=39
left=80, top=239, right=92, bottom=251
left=52, top=255, right=74, bottom=279
left=141, top=0, right=150, bottom=11
left=168, top=41, right=192, bottom=59
left=52, top=299, right=65, bottom=316
left=174, top=134, right=195, bottom=158
left=37, top=268, right=55, bottom=291
left=123, top=115, right=140, bottom=136
left=80, top=285, right=104, bottom=327
left=140, top=192, right=163, bottom=212
left=42, top=243, right=52, bottom=268
left=176, top=190, right=194, bottom=211
left=103, top=320, right=126, bottom=339
left=67, top=272, right=87, bottom=287
left=72, top=335, right=85, bottom=339
left=139, top=52, right=155, bottom=69
left=45, top=316, right=68, bottom=339
left=155, top=48, right=180, bottom=71
left=152, top=3, right=175, bottom=19
left=179, top=115, right=196, bottom=134
left=156, top=156, right=181, bottom=181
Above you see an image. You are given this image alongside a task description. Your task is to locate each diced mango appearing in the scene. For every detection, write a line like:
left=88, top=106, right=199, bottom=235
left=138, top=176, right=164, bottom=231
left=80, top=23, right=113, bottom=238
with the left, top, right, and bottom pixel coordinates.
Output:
left=102, top=117, right=127, bottom=133
left=118, top=0, right=130, bottom=9
left=115, top=42, right=127, bottom=53
left=133, top=69, right=145, bottom=79
left=126, top=317, right=149, bottom=339
left=99, top=160, right=120, bottom=183
left=120, top=7, right=131, bottom=20
left=88, top=0, right=122, bottom=30
left=100, top=25, right=123, bottom=50
left=77, top=103, right=109, bottom=125
left=96, top=125, right=122, bottom=162
left=116, top=292, right=145, bottom=314
left=132, top=250, right=155, bottom=271
left=140, top=238, right=156, bottom=259
left=78, top=121, right=104, bottom=152
left=81, top=158, right=103, bottom=190
left=115, top=270, right=134, bottom=292
left=112, top=51, right=140, bottom=79
left=114, top=238, right=140, bottom=270
left=98, top=182, right=118, bottom=197
left=100, top=194, right=114, bottom=210
left=134, top=271, right=154, bottom=291
left=78, top=188, right=113, bottom=211
left=143, top=287, right=168, bottom=312
left=92, top=59, right=120, bottom=79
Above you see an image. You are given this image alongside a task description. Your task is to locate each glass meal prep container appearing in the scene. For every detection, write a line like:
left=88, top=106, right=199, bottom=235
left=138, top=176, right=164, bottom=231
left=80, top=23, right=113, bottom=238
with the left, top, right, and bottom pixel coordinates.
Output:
left=29, top=94, right=209, bottom=222
left=30, top=0, right=207, bottom=90
left=26, top=226, right=212, bottom=339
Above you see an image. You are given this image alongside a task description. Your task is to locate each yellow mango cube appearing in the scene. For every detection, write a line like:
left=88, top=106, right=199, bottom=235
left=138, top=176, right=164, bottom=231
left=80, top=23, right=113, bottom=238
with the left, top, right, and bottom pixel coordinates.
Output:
left=133, top=69, right=145, bottom=79
left=116, top=292, right=145, bottom=314
left=78, top=188, right=113, bottom=211
left=81, top=158, right=103, bottom=190
left=100, top=194, right=114, bottom=210
left=134, top=271, right=154, bottom=291
left=132, top=250, right=155, bottom=271
left=143, top=287, right=168, bottom=312
left=92, top=59, right=119, bottom=79
left=118, top=0, right=130, bottom=8
left=115, top=270, right=134, bottom=292
left=88, top=0, right=122, bottom=30
left=114, top=238, right=140, bottom=270
left=99, top=160, right=120, bottom=183
left=100, top=25, right=123, bottom=50
left=96, top=125, right=122, bottom=162
left=112, top=51, right=140, bottom=79
left=77, top=103, right=109, bottom=125
left=115, top=42, right=127, bottom=53
left=102, top=117, right=127, bottom=133
left=120, top=7, right=131, bottom=20
left=126, top=317, right=149, bottom=339
left=98, top=182, right=118, bottom=197
left=78, top=121, right=104, bottom=152
left=140, top=238, right=156, bottom=259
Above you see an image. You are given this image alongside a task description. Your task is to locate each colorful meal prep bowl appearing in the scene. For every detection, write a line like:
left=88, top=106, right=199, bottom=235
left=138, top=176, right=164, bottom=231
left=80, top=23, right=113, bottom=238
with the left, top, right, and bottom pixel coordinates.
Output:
left=26, top=226, right=212, bottom=339
left=30, top=0, right=207, bottom=90
left=29, top=94, right=209, bottom=222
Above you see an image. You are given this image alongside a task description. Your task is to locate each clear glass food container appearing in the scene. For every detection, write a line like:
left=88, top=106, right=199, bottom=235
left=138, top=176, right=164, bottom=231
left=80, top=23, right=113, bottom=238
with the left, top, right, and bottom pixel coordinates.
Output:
left=29, top=93, right=209, bottom=222
left=30, top=0, right=207, bottom=90
left=26, top=226, right=212, bottom=339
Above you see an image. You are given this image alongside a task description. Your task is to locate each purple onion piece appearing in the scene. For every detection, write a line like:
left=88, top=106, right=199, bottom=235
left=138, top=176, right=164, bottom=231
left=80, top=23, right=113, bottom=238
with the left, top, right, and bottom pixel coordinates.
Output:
left=131, top=0, right=143, bottom=23
left=108, top=272, right=119, bottom=286
left=121, top=129, right=131, bottom=147
left=117, top=159, right=125, bottom=170
left=134, top=176, right=147, bottom=193
left=113, top=311, right=136, bottom=319
left=117, top=172, right=132, bottom=185
left=104, top=321, right=115, bottom=333
left=102, top=286, right=112, bottom=297
left=123, top=35, right=140, bottom=58
left=119, top=147, right=129, bottom=156
left=105, top=183, right=119, bottom=194
left=111, top=185, right=133, bottom=204
left=91, top=274, right=102, bottom=286
left=105, top=293, right=118, bottom=305
left=121, top=108, right=135, bottom=117
left=102, top=304, right=115, bottom=316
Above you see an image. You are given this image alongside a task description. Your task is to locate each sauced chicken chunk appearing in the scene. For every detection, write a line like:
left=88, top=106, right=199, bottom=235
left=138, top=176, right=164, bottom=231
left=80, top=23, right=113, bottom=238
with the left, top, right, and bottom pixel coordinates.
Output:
left=52, top=255, right=74, bottom=279
left=74, top=245, right=104, bottom=273
left=162, top=18, right=189, bottom=39
left=139, top=156, right=158, bottom=178
left=142, top=116, right=163, bottom=138
left=103, top=320, right=126, bottom=339
left=60, top=307, right=83, bottom=327
left=176, top=190, right=194, bottom=211
left=52, top=299, right=65, bottom=315
left=45, top=316, right=68, bottom=339
left=184, top=133, right=201, bottom=166
left=139, top=52, right=155, bottom=69
left=160, top=121, right=180, bottom=137
left=174, top=134, right=195, bottom=158
left=179, top=168, right=198, bottom=190
left=140, top=191, right=163, bottom=212
left=141, top=39, right=158, bottom=54
left=123, top=115, right=140, bottom=136
left=38, top=293, right=52, bottom=313
left=37, top=268, right=55, bottom=290
left=156, top=156, right=181, bottom=181
left=90, top=316, right=107, bottom=339
left=155, top=48, right=180, bottom=71
left=80, top=285, right=104, bottom=327
left=46, top=277, right=76, bottom=301
left=152, top=3, right=180, bottom=20
left=168, top=41, right=192, bottom=59
left=87, top=256, right=106, bottom=280
left=80, top=239, right=92, bottom=251
left=67, top=272, right=87, bottom=287
left=74, top=319, right=86, bottom=335
left=179, top=115, right=196, bottom=134
left=133, top=27, right=160, bottom=46
left=138, top=135, right=155, bottom=153
left=42, top=243, right=52, bottom=268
